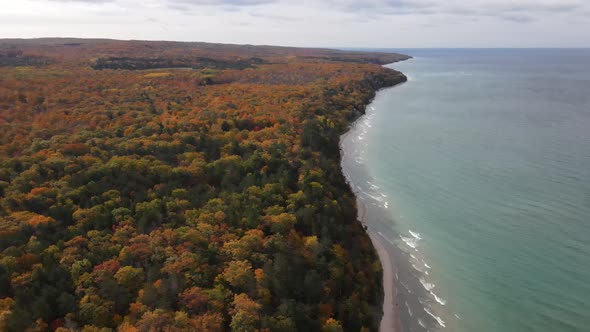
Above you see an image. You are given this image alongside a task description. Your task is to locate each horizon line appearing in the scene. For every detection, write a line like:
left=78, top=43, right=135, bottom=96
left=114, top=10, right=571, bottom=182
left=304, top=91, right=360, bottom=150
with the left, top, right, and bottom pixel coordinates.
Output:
left=0, top=36, right=588, bottom=50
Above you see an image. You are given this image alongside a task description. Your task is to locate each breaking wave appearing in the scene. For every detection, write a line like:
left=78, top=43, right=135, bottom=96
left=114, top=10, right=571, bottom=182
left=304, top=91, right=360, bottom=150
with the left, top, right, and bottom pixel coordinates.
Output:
left=424, top=307, right=446, bottom=328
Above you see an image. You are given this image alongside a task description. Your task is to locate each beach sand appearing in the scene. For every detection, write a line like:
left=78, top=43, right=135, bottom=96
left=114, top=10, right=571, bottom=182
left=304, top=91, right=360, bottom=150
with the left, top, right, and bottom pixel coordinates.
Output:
left=341, top=102, right=432, bottom=332
left=357, top=200, right=401, bottom=332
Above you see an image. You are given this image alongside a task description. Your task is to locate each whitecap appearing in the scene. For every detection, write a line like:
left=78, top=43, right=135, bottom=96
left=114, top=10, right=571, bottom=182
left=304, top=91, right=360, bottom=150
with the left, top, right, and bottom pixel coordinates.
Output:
left=424, top=263, right=431, bottom=269
left=418, top=319, right=427, bottom=329
left=367, top=193, right=384, bottom=202
left=367, top=181, right=380, bottom=190
left=454, top=314, right=462, bottom=320
left=409, top=230, right=422, bottom=240
left=401, top=236, right=418, bottom=249
left=430, top=291, right=447, bottom=306
left=419, top=278, right=435, bottom=292
left=424, top=307, right=446, bottom=328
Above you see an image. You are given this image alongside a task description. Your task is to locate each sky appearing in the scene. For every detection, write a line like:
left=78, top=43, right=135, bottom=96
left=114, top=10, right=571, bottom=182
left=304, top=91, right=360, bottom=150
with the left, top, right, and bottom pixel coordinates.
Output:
left=1, top=0, right=589, bottom=48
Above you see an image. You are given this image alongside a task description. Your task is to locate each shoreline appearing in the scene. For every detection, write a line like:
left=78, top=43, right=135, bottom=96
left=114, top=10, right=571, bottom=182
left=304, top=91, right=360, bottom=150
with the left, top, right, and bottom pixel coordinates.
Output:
left=339, top=70, right=407, bottom=332
left=341, top=124, right=403, bottom=332
left=357, top=199, right=401, bottom=332
left=340, top=61, right=436, bottom=332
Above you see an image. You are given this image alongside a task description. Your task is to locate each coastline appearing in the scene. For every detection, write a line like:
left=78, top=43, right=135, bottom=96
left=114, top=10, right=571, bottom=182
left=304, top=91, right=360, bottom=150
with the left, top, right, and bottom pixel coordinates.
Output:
left=341, top=124, right=403, bottom=332
left=340, top=61, right=438, bottom=332
left=339, top=48, right=590, bottom=332
left=338, top=68, right=407, bottom=332
left=357, top=199, right=401, bottom=332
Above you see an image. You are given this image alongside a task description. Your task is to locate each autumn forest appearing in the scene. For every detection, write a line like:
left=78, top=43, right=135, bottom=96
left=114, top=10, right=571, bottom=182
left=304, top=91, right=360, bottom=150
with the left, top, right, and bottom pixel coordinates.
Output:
left=0, top=39, right=408, bottom=331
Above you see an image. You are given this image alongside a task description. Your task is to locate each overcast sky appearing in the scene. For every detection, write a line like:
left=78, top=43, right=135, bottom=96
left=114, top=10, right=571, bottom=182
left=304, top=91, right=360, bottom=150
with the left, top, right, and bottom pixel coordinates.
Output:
left=1, top=0, right=589, bottom=48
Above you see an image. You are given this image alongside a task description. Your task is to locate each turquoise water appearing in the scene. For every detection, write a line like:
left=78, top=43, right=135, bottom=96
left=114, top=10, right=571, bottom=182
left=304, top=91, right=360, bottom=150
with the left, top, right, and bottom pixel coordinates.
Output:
left=348, top=49, right=590, bottom=331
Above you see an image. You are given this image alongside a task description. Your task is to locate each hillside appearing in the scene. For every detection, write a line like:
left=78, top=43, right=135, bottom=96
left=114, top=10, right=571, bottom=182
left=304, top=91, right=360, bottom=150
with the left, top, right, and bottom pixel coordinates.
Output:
left=0, top=39, right=408, bottom=331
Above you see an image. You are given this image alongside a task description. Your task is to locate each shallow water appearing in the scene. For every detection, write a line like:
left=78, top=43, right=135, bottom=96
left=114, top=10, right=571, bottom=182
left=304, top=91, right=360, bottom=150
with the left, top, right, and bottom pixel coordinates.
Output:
left=343, top=49, right=590, bottom=332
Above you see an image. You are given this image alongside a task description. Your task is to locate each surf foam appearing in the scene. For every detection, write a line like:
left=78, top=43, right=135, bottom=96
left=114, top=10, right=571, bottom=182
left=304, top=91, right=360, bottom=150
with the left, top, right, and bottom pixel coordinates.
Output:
left=424, top=307, right=446, bottom=328
left=409, top=229, right=422, bottom=240
left=401, top=236, right=418, bottom=249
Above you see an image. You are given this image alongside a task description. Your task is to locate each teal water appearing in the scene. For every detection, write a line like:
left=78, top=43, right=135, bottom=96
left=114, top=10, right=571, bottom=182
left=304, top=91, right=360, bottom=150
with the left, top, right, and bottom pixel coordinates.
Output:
left=346, top=49, right=590, bottom=331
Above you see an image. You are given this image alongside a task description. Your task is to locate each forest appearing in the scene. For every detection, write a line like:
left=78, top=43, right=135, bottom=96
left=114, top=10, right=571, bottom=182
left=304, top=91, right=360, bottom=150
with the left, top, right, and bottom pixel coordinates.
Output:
left=0, top=38, right=408, bottom=331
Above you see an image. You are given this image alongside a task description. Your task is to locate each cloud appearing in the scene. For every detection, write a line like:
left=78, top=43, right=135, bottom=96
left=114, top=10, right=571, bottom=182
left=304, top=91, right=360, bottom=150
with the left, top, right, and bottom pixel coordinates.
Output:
left=3, top=0, right=589, bottom=47
left=167, top=0, right=276, bottom=7
left=46, top=0, right=275, bottom=8
left=42, top=0, right=588, bottom=22
left=499, top=13, right=534, bottom=23
left=318, top=0, right=585, bottom=21
left=48, top=0, right=114, bottom=3
left=249, top=11, right=301, bottom=22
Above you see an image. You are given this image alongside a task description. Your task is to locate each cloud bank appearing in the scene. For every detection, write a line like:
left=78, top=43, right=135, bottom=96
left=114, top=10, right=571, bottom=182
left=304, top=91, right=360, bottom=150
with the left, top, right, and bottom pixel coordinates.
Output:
left=2, top=0, right=589, bottom=47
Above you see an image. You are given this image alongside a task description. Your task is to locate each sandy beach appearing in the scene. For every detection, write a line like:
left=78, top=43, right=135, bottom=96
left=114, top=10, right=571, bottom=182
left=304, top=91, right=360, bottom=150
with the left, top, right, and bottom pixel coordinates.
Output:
left=340, top=107, right=404, bottom=332
left=338, top=67, right=415, bottom=332
left=357, top=199, right=401, bottom=332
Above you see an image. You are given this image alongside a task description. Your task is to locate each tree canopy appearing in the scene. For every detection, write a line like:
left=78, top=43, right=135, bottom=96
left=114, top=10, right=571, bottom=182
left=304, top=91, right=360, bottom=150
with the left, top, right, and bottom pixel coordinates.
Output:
left=0, top=39, right=407, bottom=331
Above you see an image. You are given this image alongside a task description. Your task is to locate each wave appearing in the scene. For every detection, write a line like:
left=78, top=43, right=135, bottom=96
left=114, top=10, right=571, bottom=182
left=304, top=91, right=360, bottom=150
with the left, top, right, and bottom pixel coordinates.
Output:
left=401, top=236, right=418, bottom=249
left=412, top=263, right=423, bottom=272
left=431, top=291, right=447, bottom=306
left=409, top=229, right=422, bottom=240
left=418, top=318, right=427, bottom=329
left=419, top=278, right=435, bottom=292
left=424, top=307, right=446, bottom=328
left=366, top=193, right=384, bottom=202
left=420, top=278, right=447, bottom=306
